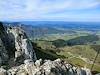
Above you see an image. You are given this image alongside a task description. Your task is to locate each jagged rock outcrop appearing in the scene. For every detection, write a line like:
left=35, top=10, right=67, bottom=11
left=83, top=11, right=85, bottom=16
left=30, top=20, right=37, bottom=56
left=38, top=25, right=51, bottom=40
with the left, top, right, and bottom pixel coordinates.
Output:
left=7, top=26, right=37, bottom=62
left=6, top=59, right=92, bottom=75
left=0, top=22, right=37, bottom=66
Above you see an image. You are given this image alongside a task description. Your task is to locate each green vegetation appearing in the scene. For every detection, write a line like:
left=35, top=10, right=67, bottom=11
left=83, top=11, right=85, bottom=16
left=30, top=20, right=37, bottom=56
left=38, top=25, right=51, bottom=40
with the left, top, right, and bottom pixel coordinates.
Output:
left=50, top=35, right=99, bottom=47
left=32, top=31, right=100, bottom=73
left=32, top=42, right=65, bottom=60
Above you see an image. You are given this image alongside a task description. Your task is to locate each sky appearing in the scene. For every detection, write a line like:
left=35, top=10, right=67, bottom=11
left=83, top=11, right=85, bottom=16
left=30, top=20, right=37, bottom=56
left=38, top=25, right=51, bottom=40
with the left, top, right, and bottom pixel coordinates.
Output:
left=0, top=0, right=100, bottom=22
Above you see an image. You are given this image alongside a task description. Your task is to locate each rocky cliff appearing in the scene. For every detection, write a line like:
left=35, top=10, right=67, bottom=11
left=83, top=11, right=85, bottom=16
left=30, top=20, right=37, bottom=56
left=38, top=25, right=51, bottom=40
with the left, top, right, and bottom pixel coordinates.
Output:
left=7, top=26, right=37, bottom=62
left=0, top=22, right=93, bottom=75
left=0, top=22, right=37, bottom=66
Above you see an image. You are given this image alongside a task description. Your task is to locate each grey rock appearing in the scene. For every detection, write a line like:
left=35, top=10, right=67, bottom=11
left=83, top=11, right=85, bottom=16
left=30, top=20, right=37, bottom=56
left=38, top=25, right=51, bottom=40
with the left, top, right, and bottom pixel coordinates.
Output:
left=0, top=68, right=7, bottom=75
left=7, top=27, right=37, bottom=62
left=7, top=59, right=92, bottom=75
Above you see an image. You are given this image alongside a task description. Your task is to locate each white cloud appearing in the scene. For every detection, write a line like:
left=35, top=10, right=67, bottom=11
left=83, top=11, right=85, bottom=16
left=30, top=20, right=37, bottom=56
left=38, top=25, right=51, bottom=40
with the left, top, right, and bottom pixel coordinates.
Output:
left=0, top=0, right=100, bottom=21
left=23, top=0, right=100, bottom=13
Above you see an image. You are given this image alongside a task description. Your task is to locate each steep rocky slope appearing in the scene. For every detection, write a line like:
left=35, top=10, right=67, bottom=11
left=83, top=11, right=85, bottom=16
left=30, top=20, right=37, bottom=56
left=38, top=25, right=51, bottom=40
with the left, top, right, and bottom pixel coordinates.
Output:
left=0, top=22, right=37, bottom=66
left=0, top=22, right=93, bottom=75
left=7, top=26, right=37, bottom=63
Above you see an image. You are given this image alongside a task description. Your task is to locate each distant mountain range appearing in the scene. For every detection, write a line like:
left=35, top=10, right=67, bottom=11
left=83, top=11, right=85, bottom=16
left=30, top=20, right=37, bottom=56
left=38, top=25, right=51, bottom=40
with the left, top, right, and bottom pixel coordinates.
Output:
left=2, top=21, right=100, bottom=38
left=3, top=21, right=100, bottom=29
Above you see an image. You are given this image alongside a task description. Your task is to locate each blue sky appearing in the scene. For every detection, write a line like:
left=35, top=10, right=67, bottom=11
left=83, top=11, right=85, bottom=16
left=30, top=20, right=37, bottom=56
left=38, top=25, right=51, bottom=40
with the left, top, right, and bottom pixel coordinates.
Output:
left=0, top=0, right=100, bottom=22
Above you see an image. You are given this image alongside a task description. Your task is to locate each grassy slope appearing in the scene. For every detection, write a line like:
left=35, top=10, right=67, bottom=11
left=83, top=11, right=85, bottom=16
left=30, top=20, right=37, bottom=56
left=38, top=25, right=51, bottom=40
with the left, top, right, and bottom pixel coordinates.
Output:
left=57, top=45, right=100, bottom=72
left=33, top=40, right=100, bottom=72
left=32, top=42, right=65, bottom=60
left=32, top=32, right=100, bottom=73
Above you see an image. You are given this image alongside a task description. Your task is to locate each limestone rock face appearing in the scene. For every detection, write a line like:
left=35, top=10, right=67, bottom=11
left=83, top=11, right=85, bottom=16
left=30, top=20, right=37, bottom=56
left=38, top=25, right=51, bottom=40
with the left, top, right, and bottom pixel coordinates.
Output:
left=7, top=27, right=37, bottom=62
left=0, top=22, right=37, bottom=66
left=7, top=59, right=92, bottom=75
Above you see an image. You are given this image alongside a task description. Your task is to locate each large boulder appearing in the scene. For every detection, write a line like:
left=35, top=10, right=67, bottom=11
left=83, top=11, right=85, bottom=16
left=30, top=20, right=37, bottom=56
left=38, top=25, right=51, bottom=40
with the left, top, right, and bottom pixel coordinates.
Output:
left=0, top=68, right=7, bottom=75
